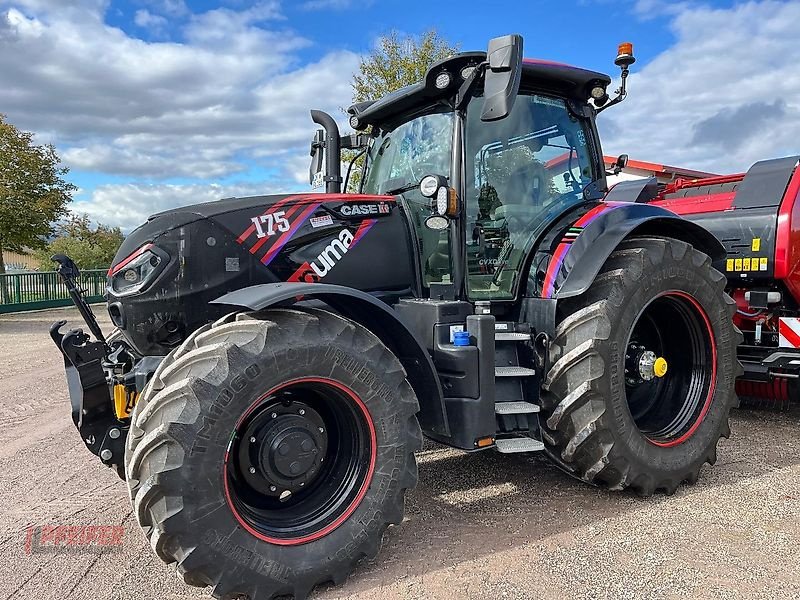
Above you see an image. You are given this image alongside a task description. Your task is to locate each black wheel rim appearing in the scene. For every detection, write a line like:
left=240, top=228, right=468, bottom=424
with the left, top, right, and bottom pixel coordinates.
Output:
left=624, top=291, right=717, bottom=447
left=224, top=378, right=376, bottom=545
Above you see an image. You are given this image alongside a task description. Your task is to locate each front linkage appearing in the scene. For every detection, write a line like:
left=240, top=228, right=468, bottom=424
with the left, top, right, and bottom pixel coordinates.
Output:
left=50, top=255, right=158, bottom=477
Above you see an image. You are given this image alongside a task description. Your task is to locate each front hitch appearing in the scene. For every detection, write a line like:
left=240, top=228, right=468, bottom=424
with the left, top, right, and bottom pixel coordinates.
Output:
left=50, top=321, right=127, bottom=472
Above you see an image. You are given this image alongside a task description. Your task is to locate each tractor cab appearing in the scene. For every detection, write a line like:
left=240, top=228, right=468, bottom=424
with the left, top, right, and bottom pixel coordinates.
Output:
left=311, top=35, right=628, bottom=304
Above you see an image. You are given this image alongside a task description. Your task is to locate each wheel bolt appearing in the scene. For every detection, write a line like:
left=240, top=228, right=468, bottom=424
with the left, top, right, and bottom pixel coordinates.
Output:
left=271, top=412, right=277, bottom=419
left=318, top=427, right=324, bottom=433
left=249, top=436, right=256, bottom=443
left=299, top=409, right=305, bottom=416
left=249, top=467, right=256, bottom=474
left=270, top=485, right=277, bottom=492
left=300, top=482, right=304, bottom=487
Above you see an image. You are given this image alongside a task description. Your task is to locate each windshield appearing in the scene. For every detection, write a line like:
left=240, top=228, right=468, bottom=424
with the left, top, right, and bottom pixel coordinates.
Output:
left=465, top=93, right=595, bottom=300
left=362, top=112, right=453, bottom=195
left=363, top=112, right=455, bottom=288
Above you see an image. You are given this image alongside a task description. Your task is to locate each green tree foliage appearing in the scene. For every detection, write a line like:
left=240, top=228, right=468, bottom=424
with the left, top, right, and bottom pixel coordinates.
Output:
left=0, top=114, right=75, bottom=274
left=36, top=214, right=125, bottom=270
left=344, top=30, right=459, bottom=191
left=351, top=29, right=460, bottom=103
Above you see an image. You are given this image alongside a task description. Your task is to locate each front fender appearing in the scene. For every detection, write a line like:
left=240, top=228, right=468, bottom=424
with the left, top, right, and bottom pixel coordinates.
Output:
left=545, top=202, right=725, bottom=299
left=211, top=282, right=449, bottom=438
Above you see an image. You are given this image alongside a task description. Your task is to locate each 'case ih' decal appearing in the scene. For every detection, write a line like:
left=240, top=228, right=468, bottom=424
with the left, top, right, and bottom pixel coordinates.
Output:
left=542, top=203, right=619, bottom=298
left=235, top=195, right=393, bottom=268
left=288, top=218, right=378, bottom=283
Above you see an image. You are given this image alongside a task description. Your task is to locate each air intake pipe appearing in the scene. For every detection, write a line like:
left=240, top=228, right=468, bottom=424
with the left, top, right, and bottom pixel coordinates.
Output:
left=310, top=110, right=342, bottom=194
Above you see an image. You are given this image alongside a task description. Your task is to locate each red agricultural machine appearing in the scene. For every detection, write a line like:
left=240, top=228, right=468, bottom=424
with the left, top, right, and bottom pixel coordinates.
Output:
left=609, top=158, right=800, bottom=407
left=50, top=35, right=744, bottom=599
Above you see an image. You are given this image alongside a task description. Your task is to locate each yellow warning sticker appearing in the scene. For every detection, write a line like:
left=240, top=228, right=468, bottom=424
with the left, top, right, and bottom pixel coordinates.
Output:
left=760, top=257, right=768, bottom=271
left=734, top=258, right=743, bottom=271
left=726, top=258, right=735, bottom=272
left=743, top=257, right=751, bottom=270
left=752, top=238, right=761, bottom=252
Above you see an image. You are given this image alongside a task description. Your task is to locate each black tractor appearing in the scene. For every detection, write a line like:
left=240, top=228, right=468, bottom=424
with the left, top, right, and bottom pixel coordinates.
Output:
left=51, top=35, right=740, bottom=600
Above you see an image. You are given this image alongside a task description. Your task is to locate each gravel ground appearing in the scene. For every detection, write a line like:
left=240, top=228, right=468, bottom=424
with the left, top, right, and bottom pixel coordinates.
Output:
left=1, top=307, right=799, bottom=600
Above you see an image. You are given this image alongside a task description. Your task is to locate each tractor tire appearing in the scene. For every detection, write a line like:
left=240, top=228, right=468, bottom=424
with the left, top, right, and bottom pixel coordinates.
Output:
left=540, top=236, right=741, bottom=496
left=125, top=307, right=421, bottom=600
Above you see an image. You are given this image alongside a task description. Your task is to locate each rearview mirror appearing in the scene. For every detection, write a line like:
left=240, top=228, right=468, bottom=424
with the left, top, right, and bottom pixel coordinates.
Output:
left=309, top=129, right=325, bottom=188
left=481, top=34, right=523, bottom=122
left=611, top=153, right=629, bottom=175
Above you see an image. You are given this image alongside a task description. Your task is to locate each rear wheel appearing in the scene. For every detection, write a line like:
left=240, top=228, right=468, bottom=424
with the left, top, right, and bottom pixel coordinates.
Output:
left=125, top=307, right=421, bottom=599
left=540, top=237, right=741, bottom=495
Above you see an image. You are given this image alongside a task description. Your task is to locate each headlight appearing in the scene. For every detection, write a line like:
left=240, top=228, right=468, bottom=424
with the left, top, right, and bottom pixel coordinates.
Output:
left=108, top=244, right=164, bottom=296
left=434, top=71, right=452, bottom=89
left=590, top=85, right=607, bottom=100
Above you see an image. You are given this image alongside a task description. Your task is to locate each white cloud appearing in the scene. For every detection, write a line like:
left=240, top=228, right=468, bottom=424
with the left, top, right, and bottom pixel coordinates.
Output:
left=300, top=0, right=372, bottom=10
left=133, top=9, right=167, bottom=34
left=143, top=0, right=188, bottom=18
left=72, top=180, right=309, bottom=232
left=0, top=1, right=359, bottom=204
left=598, top=0, right=800, bottom=174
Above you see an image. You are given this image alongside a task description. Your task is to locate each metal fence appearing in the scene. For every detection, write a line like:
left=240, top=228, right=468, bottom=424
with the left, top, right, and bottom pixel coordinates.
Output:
left=0, top=269, right=107, bottom=314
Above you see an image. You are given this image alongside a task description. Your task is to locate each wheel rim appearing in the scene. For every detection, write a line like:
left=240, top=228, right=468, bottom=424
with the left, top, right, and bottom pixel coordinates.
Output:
left=624, top=291, right=717, bottom=447
left=223, top=377, right=376, bottom=545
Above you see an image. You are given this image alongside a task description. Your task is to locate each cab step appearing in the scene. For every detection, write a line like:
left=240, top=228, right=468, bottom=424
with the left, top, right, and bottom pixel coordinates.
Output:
left=495, top=437, right=545, bottom=453
left=495, top=401, right=540, bottom=415
left=495, top=366, right=536, bottom=377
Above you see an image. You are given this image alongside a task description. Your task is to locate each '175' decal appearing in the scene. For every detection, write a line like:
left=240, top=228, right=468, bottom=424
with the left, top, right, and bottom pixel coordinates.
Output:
left=251, top=211, right=289, bottom=238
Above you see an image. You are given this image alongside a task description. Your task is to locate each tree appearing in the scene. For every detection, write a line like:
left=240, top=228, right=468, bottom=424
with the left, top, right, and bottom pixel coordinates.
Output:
left=0, top=114, right=75, bottom=274
left=35, top=213, right=125, bottom=270
left=351, top=29, right=460, bottom=104
left=344, top=30, right=460, bottom=191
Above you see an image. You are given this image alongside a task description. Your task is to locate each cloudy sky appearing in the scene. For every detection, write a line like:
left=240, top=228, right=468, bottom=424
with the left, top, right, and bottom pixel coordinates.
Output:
left=1, top=0, right=798, bottom=230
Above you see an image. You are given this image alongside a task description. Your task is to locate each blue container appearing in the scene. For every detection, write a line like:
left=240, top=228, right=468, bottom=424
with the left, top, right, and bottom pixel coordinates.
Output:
left=453, top=330, right=471, bottom=346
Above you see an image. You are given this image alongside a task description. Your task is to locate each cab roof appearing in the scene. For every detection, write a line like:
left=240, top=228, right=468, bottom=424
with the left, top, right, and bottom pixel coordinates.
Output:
left=347, top=51, right=611, bottom=129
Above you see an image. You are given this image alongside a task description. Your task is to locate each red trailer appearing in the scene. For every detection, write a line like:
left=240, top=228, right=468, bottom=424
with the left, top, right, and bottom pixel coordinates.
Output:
left=611, top=156, right=800, bottom=404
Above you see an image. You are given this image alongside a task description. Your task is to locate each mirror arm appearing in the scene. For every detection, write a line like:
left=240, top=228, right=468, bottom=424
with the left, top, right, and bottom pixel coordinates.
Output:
left=596, top=65, right=630, bottom=114
left=455, top=62, right=488, bottom=111
left=343, top=147, right=367, bottom=193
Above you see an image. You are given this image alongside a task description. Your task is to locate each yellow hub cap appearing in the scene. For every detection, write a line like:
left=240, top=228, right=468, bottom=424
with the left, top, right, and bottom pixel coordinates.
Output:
left=653, top=357, right=668, bottom=378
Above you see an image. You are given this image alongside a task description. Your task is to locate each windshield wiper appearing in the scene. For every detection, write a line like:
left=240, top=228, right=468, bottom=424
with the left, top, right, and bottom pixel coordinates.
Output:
left=384, top=181, right=418, bottom=196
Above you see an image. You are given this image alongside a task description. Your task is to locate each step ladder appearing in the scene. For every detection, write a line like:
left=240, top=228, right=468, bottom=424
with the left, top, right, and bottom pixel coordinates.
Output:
left=492, top=321, right=544, bottom=454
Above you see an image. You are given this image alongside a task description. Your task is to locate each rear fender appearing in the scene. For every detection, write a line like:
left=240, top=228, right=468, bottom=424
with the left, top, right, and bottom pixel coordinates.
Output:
left=547, top=203, right=725, bottom=299
left=212, top=283, right=449, bottom=438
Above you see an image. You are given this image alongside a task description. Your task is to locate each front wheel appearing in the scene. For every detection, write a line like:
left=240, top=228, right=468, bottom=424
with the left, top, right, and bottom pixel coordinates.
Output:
left=540, top=237, right=741, bottom=496
left=125, top=308, right=421, bottom=599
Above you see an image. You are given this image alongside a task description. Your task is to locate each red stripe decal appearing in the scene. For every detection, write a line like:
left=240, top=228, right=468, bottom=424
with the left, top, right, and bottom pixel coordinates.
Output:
left=248, top=203, right=303, bottom=255
left=542, top=203, right=615, bottom=298
left=352, top=218, right=377, bottom=244
left=261, top=202, right=322, bottom=266
left=781, top=321, right=800, bottom=348
left=236, top=195, right=302, bottom=243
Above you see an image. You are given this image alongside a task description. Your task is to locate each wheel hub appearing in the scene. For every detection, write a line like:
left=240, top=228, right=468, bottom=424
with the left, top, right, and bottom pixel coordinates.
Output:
left=238, top=401, right=327, bottom=497
left=625, top=343, right=667, bottom=384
